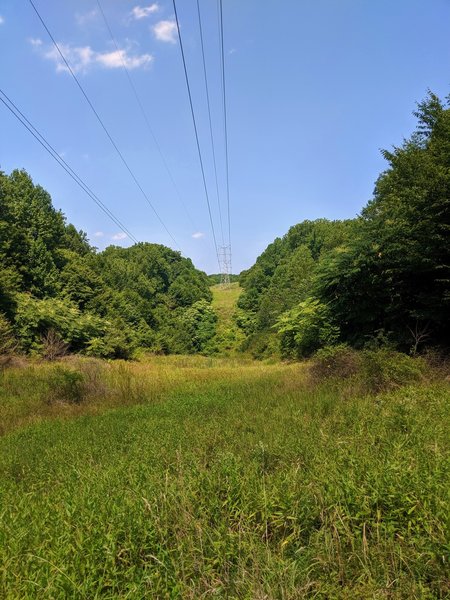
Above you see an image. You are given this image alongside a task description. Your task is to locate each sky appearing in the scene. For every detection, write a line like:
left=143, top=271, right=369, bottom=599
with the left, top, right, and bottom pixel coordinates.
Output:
left=1, top=0, right=449, bottom=274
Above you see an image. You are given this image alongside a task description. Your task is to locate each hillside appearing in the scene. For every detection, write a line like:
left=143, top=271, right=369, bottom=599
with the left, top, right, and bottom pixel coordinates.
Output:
left=0, top=169, right=214, bottom=359
left=210, top=282, right=245, bottom=354
left=237, top=93, right=450, bottom=358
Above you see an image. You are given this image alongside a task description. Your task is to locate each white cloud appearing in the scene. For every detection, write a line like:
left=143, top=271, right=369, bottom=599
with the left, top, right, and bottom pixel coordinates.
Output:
left=0, top=16, right=4, bottom=25
left=112, top=232, right=127, bottom=241
left=131, top=4, right=159, bottom=19
left=192, top=232, right=204, bottom=239
left=75, top=9, right=98, bottom=26
left=96, top=48, right=153, bottom=70
left=94, top=231, right=104, bottom=238
left=152, top=20, right=177, bottom=44
left=32, top=40, right=153, bottom=74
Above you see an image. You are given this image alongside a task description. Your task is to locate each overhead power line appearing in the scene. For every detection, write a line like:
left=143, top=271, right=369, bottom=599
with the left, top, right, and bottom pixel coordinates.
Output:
left=172, top=0, right=221, bottom=271
left=0, top=88, right=139, bottom=243
left=219, top=0, right=232, bottom=256
left=28, top=0, right=180, bottom=251
left=95, top=0, right=197, bottom=232
left=196, top=0, right=225, bottom=247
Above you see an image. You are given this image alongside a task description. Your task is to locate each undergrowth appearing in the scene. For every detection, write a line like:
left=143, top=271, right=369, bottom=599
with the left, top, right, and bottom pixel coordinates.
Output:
left=0, top=353, right=448, bottom=598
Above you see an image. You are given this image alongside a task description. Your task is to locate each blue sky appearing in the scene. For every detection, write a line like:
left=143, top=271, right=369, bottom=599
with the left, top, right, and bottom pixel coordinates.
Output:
left=1, top=0, right=449, bottom=274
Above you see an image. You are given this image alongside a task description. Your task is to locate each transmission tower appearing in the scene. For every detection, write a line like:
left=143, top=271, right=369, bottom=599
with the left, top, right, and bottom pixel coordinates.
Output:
left=218, top=245, right=232, bottom=286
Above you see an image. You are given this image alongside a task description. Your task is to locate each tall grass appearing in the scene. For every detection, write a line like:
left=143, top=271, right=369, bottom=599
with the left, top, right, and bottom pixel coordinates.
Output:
left=0, top=355, right=449, bottom=598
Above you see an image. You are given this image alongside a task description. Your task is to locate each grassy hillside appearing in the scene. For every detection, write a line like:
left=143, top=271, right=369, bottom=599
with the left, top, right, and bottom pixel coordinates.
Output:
left=211, top=283, right=245, bottom=354
left=1, top=356, right=448, bottom=598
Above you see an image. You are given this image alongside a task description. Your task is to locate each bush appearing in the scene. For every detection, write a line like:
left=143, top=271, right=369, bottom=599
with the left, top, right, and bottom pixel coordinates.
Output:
left=360, top=349, right=426, bottom=392
left=310, top=347, right=427, bottom=393
left=46, top=366, right=85, bottom=404
left=310, top=344, right=361, bottom=380
left=41, top=329, right=69, bottom=361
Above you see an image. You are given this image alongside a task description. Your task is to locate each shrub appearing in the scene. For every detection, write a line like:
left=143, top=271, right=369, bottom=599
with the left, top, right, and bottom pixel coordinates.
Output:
left=310, top=344, right=361, bottom=381
left=310, top=346, right=427, bottom=393
left=46, top=366, right=85, bottom=404
left=360, top=349, right=426, bottom=392
left=41, top=329, right=69, bottom=361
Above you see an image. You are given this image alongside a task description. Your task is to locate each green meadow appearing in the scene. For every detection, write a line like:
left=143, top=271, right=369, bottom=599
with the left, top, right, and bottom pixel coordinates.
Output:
left=1, top=348, right=449, bottom=599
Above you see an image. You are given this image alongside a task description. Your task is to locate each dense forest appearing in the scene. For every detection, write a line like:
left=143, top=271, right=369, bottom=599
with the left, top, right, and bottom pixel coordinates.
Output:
left=237, top=92, right=450, bottom=358
left=0, top=170, right=216, bottom=358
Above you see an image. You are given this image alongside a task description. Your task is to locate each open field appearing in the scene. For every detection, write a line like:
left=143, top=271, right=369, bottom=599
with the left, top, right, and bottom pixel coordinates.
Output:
left=0, top=356, right=449, bottom=598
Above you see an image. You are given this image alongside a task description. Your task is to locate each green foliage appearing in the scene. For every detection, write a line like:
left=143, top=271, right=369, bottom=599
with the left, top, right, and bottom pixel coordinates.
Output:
left=360, top=349, right=426, bottom=392
left=14, top=294, right=103, bottom=354
left=310, top=344, right=362, bottom=379
left=317, top=91, right=450, bottom=349
left=276, top=298, right=339, bottom=358
left=237, top=219, right=355, bottom=356
left=182, top=299, right=217, bottom=353
left=239, top=91, right=450, bottom=356
left=46, top=366, right=85, bottom=404
left=0, top=168, right=216, bottom=358
left=0, top=313, right=17, bottom=362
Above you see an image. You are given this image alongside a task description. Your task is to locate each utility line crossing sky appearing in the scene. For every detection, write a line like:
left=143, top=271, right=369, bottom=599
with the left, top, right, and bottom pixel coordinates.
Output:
left=1, top=0, right=449, bottom=273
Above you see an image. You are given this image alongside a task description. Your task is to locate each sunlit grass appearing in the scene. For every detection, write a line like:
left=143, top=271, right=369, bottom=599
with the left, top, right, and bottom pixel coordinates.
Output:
left=0, top=356, right=449, bottom=598
left=211, top=283, right=245, bottom=354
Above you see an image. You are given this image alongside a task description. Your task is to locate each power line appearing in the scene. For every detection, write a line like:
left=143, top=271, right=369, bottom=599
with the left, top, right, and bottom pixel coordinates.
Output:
left=172, top=0, right=221, bottom=271
left=95, top=0, right=197, bottom=232
left=27, top=0, right=180, bottom=251
left=0, top=88, right=139, bottom=243
left=196, top=0, right=225, bottom=247
left=219, top=0, right=232, bottom=258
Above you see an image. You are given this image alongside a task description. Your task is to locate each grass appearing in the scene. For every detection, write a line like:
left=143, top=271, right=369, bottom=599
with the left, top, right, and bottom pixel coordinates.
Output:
left=0, top=355, right=449, bottom=598
left=211, top=283, right=245, bottom=354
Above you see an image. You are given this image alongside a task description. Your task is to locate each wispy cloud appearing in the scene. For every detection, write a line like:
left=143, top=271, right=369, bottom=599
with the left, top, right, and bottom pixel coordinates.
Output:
left=31, top=40, right=153, bottom=74
left=0, top=15, right=4, bottom=25
left=131, top=4, right=159, bottom=20
left=192, top=232, right=204, bottom=239
left=152, top=20, right=177, bottom=44
left=96, top=48, right=153, bottom=70
left=94, top=231, right=104, bottom=238
left=112, top=232, right=127, bottom=241
left=75, top=9, right=98, bottom=26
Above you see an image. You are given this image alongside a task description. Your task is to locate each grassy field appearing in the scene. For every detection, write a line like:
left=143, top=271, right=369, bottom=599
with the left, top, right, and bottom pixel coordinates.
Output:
left=0, top=353, right=449, bottom=598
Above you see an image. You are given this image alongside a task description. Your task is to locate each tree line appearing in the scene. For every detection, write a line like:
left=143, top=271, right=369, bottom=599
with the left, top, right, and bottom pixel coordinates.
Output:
left=237, top=92, right=450, bottom=358
left=0, top=170, right=216, bottom=358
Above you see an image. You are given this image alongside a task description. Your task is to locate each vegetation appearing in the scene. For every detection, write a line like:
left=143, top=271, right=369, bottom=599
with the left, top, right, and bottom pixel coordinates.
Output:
left=0, top=354, right=448, bottom=598
left=1, top=91, right=449, bottom=597
left=208, top=273, right=240, bottom=285
left=238, top=92, right=450, bottom=357
left=0, top=169, right=214, bottom=358
left=210, top=282, right=245, bottom=355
